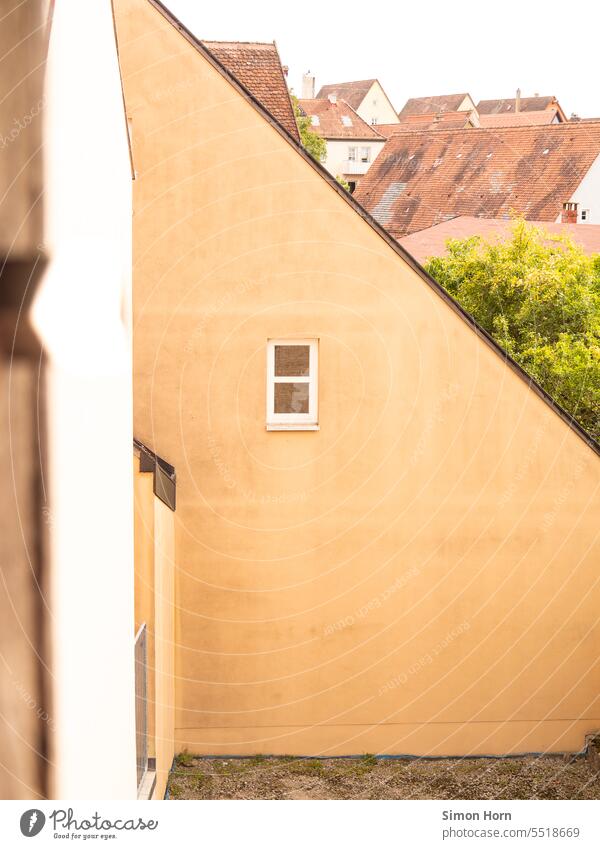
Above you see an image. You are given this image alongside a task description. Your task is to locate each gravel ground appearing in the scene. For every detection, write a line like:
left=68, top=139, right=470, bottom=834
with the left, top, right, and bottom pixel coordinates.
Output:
left=168, top=752, right=600, bottom=800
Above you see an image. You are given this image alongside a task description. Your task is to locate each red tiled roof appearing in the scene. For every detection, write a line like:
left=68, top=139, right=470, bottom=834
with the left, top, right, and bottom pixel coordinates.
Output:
left=315, top=79, right=377, bottom=110
left=376, top=122, right=404, bottom=139
left=477, top=95, right=559, bottom=115
left=377, top=112, right=474, bottom=138
left=354, top=122, right=600, bottom=237
left=400, top=216, right=600, bottom=263
left=479, top=109, right=559, bottom=128
left=202, top=40, right=300, bottom=142
left=398, top=93, right=471, bottom=118
left=297, top=98, right=384, bottom=139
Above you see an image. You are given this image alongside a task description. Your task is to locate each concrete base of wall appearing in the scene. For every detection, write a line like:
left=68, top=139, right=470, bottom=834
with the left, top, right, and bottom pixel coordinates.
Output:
left=175, top=720, right=598, bottom=758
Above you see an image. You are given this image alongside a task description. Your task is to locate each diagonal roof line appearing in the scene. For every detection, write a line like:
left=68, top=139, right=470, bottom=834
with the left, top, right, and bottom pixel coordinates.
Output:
left=140, top=0, right=600, bottom=458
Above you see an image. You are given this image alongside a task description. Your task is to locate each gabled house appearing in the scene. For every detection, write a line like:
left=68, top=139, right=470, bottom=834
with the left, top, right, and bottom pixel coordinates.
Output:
left=355, top=122, right=600, bottom=236
left=379, top=110, right=479, bottom=138
left=297, top=96, right=385, bottom=190
left=114, top=0, right=600, bottom=767
left=477, top=93, right=567, bottom=122
left=398, top=92, right=476, bottom=120
left=315, top=78, right=399, bottom=126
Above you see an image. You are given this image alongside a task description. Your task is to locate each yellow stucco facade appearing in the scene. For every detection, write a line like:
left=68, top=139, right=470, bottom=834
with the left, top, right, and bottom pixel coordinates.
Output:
left=116, top=0, right=600, bottom=758
left=134, top=458, right=175, bottom=797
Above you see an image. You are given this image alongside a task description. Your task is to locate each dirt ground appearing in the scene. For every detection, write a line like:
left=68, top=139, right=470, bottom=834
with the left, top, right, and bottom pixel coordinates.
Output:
left=167, top=752, right=600, bottom=800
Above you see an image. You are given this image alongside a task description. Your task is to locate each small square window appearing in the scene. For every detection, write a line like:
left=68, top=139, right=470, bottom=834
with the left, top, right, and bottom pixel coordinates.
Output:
left=581, top=209, right=590, bottom=221
left=341, top=115, right=353, bottom=127
left=360, top=147, right=370, bottom=163
left=267, top=340, right=318, bottom=430
left=311, top=115, right=320, bottom=126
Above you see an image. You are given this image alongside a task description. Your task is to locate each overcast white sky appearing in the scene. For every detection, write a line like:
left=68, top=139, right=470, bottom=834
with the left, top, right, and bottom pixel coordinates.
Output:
left=167, top=0, right=599, bottom=118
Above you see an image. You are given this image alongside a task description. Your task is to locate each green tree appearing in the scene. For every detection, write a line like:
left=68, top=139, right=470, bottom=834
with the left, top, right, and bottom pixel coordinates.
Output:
left=291, top=94, right=327, bottom=164
left=424, top=219, right=600, bottom=441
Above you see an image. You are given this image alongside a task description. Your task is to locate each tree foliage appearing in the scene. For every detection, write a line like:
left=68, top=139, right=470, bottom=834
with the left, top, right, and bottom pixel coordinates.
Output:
left=291, top=94, right=327, bottom=164
left=424, top=219, right=600, bottom=441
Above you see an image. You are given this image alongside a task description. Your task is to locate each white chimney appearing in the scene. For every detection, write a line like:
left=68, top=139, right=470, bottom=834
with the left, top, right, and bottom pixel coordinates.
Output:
left=328, top=93, right=337, bottom=105
left=515, top=88, right=521, bottom=113
left=302, top=71, right=315, bottom=99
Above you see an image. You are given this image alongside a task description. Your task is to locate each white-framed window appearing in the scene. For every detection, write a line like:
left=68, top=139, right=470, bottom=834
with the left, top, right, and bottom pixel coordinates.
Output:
left=266, top=339, right=318, bottom=430
left=581, top=209, right=590, bottom=222
left=360, top=146, right=371, bottom=163
left=341, top=115, right=353, bottom=127
left=348, top=146, right=357, bottom=161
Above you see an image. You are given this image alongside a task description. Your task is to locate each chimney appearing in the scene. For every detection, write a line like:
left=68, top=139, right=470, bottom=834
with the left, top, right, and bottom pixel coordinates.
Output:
left=302, top=71, right=315, bottom=100
left=328, top=93, right=337, bottom=105
left=562, top=202, right=578, bottom=224
left=282, top=65, right=289, bottom=78
left=515, top=88, right=521, bottom=113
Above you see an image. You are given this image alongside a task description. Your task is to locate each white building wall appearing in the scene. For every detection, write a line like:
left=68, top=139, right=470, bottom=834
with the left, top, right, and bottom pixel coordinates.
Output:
left=355, top=81, right=399, bottom=126
left=33, top=0, right=136, bottom=798
left=568, top=153, right=600, bottom=224
left=323, top=138, right=386, bottom=183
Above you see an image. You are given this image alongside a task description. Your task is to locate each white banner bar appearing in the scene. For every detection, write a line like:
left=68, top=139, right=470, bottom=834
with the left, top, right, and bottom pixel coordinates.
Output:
left=1, top=800, right=599, bottom=847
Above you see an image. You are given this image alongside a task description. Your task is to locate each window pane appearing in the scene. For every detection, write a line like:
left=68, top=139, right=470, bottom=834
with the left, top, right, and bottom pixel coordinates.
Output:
left=274, top=382, right=309, bottom=414
left=275, top=345, right=310, bottom=376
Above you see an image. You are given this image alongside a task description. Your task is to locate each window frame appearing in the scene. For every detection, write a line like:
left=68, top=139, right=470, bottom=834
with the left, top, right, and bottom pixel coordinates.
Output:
left=266, top=339, right=319, bottom=431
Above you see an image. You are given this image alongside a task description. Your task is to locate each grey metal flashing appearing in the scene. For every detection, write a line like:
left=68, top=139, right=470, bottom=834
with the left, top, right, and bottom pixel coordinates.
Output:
left=134, top=438, right=176, bottom=511
left=140, top=0, right=600, bottom=459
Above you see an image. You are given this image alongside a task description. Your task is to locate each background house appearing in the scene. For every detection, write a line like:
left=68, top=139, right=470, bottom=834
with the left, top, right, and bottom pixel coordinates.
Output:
left=396, top=91, right=567, bottom=129
left=477, top=93, right=567, bottom=123
left=313, top=77, right=399, bottom=126
left=398, top=92, right=476, bottom=120
left=297, top=96, right=385, bottom=190
left=355, top=122, right=600, bottom=236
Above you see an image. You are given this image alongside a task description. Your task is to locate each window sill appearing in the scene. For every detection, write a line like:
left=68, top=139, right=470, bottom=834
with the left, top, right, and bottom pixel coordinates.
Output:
left=266, top=423, right=320, bottom=431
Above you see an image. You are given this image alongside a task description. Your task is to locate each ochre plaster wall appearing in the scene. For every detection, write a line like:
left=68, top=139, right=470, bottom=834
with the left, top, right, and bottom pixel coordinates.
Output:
left=117, top=0, right=600, bottom=756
